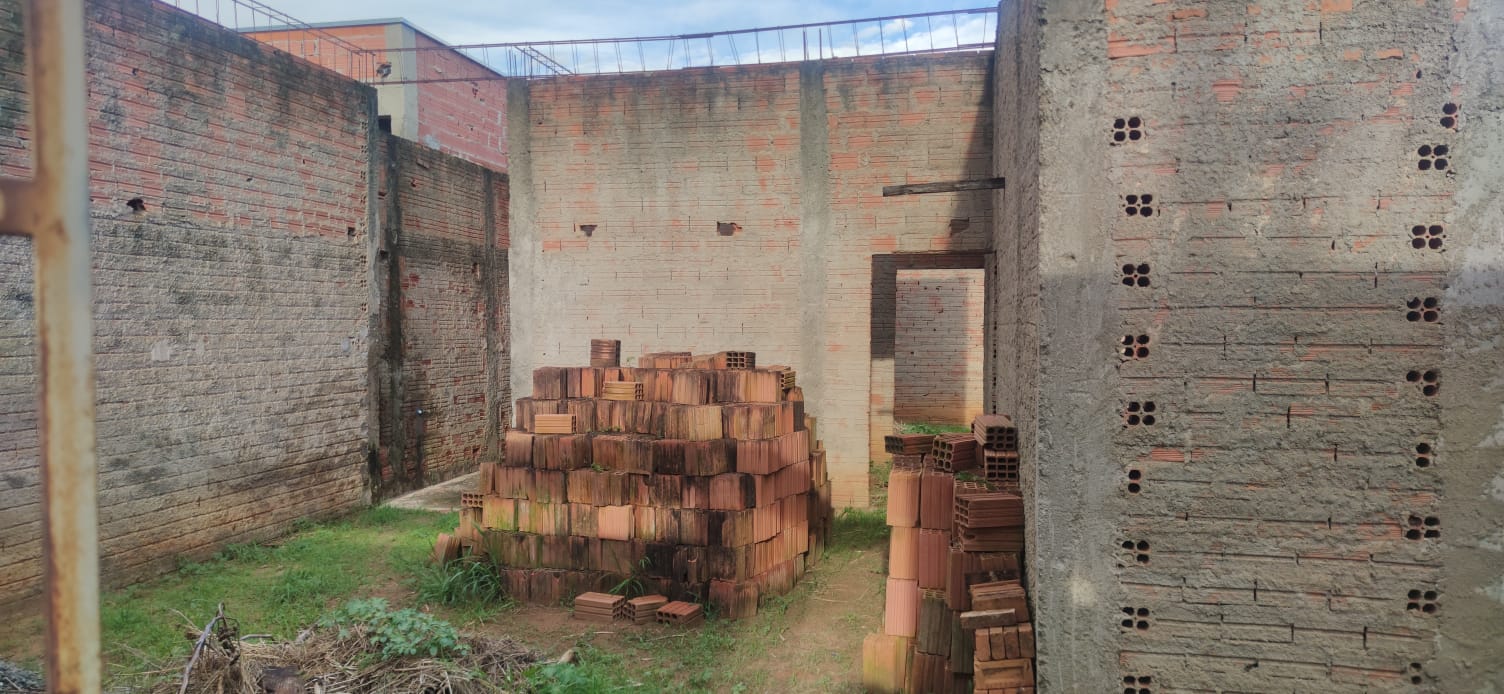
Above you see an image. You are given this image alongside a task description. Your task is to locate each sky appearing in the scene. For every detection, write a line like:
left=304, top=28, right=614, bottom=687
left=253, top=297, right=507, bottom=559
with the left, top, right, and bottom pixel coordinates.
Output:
left=267, top=0, right=990, bottom=46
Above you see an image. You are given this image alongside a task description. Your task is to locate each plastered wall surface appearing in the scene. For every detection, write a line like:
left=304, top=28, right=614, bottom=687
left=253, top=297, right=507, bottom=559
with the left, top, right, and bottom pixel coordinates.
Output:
left=0, top=0, right=375, bottom=608
left=893, top=269, right=985, bottom=425
left=1002, top=0, right=1504, bottom=690
left=509, top=55, right=993, bottom=506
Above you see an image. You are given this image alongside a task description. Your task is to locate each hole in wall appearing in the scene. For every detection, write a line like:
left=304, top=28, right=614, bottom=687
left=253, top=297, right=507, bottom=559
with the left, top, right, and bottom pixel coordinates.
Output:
left=1121, top=674, right=1153, bottom=694
left=1405, top=297, right=1441, bottom=322
left=579, top=223, right=597, bottom=237
left=1120, top=333, right=1152, bottom=359
left=1407, top=588, right=1440, bottom=614
left=1122, top=263, right=1151, bottom=287
left=347, top=226, right=356, bottom=237
left=1124, top=402, right=1158, bottom=426
left=1410, top=223, right=1445, bottom=250
left=1417, top=144, right=1450, bottom=171
left=1111, top=116, right=1145, bottom=145
left=1441, top=102, right=1458, bottom=129
left=1415, top=441, right=1433, bottom=468
left=126, top=197, right=146, bottom=212
left=716, top=221, right=741, bottom=236
left=1121, top=194, right=1155, bottom=217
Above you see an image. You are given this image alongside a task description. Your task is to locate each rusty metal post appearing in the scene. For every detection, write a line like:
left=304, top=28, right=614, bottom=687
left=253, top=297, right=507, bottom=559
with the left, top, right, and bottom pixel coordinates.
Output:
left=0, top=0, right=100, bottom=691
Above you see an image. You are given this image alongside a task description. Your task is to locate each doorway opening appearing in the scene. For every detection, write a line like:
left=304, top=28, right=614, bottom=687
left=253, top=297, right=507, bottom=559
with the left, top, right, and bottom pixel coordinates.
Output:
left=869, top=252, right=989, bottom=461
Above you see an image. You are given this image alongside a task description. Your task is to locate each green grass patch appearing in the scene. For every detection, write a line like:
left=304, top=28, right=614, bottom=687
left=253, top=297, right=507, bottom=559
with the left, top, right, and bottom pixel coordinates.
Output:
left=97, top=507, right=455, bottom=679
left=828, top=507, right=889, bottom=554
left=896, top=421, right=971, bottom=435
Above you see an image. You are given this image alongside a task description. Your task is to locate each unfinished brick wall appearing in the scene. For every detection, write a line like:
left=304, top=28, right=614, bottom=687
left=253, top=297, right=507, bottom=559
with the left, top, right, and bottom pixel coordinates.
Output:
left=414, top=34, right=508, bottom=172
left=893, top=269, right=985, bottom=425
left=1001, top=0, right=1504, bottom=690
left=0, top=0, right=375, bottom=608
left=375, top=136, right=509, bottom=497
left=509, top=55, right=993, bottom=506
left=248, top=24, right=509, bottom=173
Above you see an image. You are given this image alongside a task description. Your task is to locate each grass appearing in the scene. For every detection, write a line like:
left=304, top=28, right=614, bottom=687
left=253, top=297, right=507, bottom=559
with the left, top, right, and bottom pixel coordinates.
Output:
left=412, top=557, right=513, bottom=621
left=13, top=506, right=460, bottom=683
left=896, top=421, right=971, bottom=435
left=2, top=485, right=894, bottom=692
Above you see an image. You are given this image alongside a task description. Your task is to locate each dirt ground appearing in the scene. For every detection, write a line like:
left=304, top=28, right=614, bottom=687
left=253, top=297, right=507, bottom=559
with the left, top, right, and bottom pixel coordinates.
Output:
left=471, top=536, right=886, bottom=693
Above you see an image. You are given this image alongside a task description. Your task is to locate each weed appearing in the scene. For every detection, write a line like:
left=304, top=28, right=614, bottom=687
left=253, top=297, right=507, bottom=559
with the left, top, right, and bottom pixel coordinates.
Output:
left=215, top=542, right=271, bottom=563
left=412, top=558, right=507, bottom=609
left=828, top=507, right=889, bottom=554
left=269, top=568, right=326, bottom=605
left=525, top=643, right=636, bottom=693
left=896, top=421, right=970, bottom=435
left=320, top=597, right=468, bottom=659
left=608, top=556, right=653, bottom=598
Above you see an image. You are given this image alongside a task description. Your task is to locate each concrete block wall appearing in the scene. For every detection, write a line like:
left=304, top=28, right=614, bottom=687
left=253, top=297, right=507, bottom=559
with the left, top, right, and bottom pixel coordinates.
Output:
left=509, top=55, right=993, bottom=507
left=0, top=0, right=376, bottom=608
left=375, top=135, right=509, bottom=496
left=998, top=0, right=1504, bottom=690
left=893, top=269, right=985, bottom=425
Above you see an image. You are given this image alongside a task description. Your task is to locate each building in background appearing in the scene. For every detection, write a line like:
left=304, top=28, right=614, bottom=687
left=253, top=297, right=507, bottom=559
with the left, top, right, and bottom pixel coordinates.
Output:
left=245, top=19, right=509, bottom=172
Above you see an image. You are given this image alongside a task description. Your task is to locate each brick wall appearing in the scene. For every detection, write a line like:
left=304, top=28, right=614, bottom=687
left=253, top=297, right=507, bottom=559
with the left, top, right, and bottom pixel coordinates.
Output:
left=0, top=0, right=375, bottom=608
left=893, top=269, right=984, bottom=424
left=509, top=55, right=993, bottom=506
left=247, top=24, right=509, bottom=173
left=1005, top=0, right=1504, bottom=690
left=414, top=34, right=508, bottom=172
left=374, top=136, right=509, bottom=496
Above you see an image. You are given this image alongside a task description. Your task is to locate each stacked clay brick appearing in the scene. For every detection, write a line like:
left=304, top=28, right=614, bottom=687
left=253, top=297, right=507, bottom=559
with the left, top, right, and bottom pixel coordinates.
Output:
left=863, top=414, right=1034, bottom=693
left=442, top=345, right=832, bottom=618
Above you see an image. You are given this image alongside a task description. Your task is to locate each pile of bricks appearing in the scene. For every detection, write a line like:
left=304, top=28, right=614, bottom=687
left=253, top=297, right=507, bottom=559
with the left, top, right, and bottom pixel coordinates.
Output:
left=863, top=413, right=1033, bottom=693
left=442, top=343, right=833, bottom=618
left=570, top=591, right=704, bottom=628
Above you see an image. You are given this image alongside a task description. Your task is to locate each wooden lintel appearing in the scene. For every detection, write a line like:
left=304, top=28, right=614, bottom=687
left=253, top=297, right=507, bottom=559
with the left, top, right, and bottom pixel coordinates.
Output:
left=882, top=177, right=1006, bottom=197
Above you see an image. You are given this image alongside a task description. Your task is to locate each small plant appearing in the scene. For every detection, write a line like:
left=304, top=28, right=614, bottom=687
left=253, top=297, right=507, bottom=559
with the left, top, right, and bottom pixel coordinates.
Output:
left=608, top=556, right=653, bottom=598
left=412, top=558, right=506, bottom=608
left=829, top=507, right=889, bottom=553
left=269, top=567, right=336, bottom=606
left=319, top=598, right=469, bottom=659
left=897, top=421, right=970, bottom=435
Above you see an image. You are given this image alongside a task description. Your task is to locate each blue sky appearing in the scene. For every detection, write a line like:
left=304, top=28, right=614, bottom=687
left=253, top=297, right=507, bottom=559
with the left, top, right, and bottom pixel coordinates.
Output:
left=273, top=0, right=991, bottom=45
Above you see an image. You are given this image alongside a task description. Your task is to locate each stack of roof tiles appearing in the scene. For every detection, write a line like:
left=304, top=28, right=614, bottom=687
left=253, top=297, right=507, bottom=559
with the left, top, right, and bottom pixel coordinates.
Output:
left=443, top=343, right=833, bottom=618
left=862, top=414, right=1034, bottom=693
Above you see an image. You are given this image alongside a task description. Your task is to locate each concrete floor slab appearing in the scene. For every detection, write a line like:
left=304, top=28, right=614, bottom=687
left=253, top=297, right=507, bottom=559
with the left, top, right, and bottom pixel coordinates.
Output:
left=382, top=472, right=477, bottom=513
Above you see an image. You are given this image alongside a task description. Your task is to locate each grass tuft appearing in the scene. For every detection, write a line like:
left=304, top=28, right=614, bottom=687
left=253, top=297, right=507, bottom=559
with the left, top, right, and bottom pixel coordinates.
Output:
left=896, top=421, right=971, bottom=435
left=828, top=507, right=889, bottom=554
left=412, top=558, right=508, bottom=610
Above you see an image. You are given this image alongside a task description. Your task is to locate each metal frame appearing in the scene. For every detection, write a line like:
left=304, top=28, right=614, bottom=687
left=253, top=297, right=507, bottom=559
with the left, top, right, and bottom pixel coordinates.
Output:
left=162, top=0, right=375, bottom=80
left=0, top=1, right=100, bottom=692
left=361, top=7, right=999, bottom=82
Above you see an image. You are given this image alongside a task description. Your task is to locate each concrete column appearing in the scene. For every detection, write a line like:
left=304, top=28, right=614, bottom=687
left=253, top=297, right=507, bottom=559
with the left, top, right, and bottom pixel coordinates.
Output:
left=506, top=80, right=535, bottom=407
